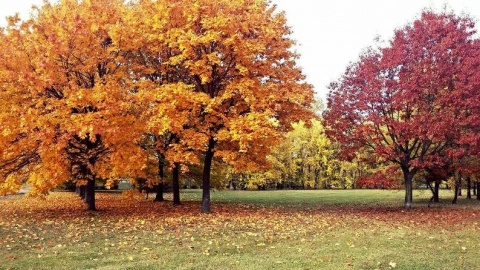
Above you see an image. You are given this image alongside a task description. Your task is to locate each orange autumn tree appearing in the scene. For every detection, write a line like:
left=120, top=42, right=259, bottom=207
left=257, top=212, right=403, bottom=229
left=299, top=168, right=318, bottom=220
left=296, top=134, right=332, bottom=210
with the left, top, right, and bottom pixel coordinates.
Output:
left=116, top=0, right=314, bottom=212
left=1, top=0, right=313, bottom=213
left=0, top=0, right=147, bottom=209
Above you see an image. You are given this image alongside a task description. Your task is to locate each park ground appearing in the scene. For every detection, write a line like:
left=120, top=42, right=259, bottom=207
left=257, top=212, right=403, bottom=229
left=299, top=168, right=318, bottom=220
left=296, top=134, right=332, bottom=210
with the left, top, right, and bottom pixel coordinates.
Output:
left=1, top=189, right=480, bottom=270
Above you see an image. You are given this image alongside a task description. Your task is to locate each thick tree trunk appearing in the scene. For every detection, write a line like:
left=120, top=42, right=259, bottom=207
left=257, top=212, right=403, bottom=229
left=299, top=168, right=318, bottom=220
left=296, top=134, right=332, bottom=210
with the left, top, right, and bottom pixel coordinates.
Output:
left=172, top=162, right=180, bottom=206
left=85, top=178, right=96, bottom=211
left=404, top=171, right=414, bottom=209
left=466, top=177, right=472, bottom=199
left=201, top=137, right=215, bottom=213
left=154, top=154, right=164, bottom=202
left=154, top=182, right=164, bottom=202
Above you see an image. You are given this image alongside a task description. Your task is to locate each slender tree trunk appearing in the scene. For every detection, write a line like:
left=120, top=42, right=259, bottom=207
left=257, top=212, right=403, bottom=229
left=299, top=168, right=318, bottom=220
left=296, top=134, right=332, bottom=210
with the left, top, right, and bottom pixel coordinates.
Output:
left=154, top=153, right=164, bottom=202
left=452, top=185, right=459, bottom=204
left=476, top=181, right=480, bottom=201
left=172, top=162, right=180, bottom=206
left=433, top=181, right=440, bottom=203
left=458, top=173, right=462, bottom=196
left=201, top=137, right=215, bottom=213
left=473, top=181, right=477, bottom=196
left=466, top=177, right=471, bottom=199
left=452, top=171, right=461, bottom=204
left=314, top=169, right=320, bottom=189
left=85, top=178, right=96, bottom=211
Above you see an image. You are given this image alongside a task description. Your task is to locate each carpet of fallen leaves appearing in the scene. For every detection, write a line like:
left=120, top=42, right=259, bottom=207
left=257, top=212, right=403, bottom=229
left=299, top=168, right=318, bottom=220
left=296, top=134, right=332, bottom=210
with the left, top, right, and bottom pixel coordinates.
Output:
left=1, top=191, right=480, bottom=269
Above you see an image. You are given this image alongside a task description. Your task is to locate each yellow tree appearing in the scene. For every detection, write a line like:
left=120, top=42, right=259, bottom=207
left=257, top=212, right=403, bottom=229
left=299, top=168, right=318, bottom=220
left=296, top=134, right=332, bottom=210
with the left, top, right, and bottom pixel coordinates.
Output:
left=263, top=119, right=362, bottom=190
left=118, top=0, right=314, bottom=212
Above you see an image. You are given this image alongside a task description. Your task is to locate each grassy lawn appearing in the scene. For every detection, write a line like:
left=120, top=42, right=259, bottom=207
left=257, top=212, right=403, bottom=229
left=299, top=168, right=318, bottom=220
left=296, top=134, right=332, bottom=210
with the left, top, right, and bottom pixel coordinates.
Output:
left=1, top=189, right=480, bottom=270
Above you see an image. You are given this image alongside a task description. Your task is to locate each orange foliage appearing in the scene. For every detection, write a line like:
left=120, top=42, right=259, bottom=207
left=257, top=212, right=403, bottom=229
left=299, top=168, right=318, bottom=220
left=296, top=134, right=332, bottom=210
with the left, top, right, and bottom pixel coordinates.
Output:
left=0, top=0, right=313, bottom=207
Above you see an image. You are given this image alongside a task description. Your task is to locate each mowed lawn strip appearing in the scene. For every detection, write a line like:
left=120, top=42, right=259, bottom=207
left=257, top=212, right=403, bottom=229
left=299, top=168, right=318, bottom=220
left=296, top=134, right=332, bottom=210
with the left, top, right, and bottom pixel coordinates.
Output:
left=1, top=190, right=479, bottom=270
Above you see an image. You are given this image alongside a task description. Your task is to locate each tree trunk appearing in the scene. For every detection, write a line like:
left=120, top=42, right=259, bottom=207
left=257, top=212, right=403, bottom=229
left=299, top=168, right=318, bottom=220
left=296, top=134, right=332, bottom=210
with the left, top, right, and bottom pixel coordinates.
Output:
left=172, top=162, right=180, bottom=206
left=452, top=171, right=461, bottom=204
left=404, top=171, right=414, bottom=209
left=154, top=153, right=164, bottom=202
left=466, top=177, right=472, bottom=199
left=452, top=185, right=459, bottom=204
left=473, top=181, right=477, bottom=196
left=154, top=182, right=164, bottom=202
left=85, top=178, right=96, bottom=211
left=80, top=185, right=86, bottom=199
left=314, top=169, right=320, bottom=189
left=433, top=180, right=440, bottom=203
left=201, top=137, right=215, bottom=213
left=476, top=181, right=480, bottom=200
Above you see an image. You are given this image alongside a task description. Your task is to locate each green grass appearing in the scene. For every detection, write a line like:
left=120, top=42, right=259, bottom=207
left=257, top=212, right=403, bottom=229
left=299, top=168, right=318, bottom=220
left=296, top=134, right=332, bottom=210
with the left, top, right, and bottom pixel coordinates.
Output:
left=180, top=188, right=475, bottom=208
left=1, top=189, right=480, bottom=270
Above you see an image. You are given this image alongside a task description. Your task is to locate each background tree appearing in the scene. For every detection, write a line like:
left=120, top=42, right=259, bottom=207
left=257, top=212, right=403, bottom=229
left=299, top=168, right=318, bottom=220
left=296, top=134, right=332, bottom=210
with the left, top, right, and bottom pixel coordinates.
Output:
left=324, top=10, right=480, bottom=209
left=236, top=118, right=372, bottom=190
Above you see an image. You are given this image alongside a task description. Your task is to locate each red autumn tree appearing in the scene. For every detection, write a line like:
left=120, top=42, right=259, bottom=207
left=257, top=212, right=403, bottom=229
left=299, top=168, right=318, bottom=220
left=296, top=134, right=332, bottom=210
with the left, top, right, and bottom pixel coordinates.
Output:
left=324, top=11, right=480, bottom=209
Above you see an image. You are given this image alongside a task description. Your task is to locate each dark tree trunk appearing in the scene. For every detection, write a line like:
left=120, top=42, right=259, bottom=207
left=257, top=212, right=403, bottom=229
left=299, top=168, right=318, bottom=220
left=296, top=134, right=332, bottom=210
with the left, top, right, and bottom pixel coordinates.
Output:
left=80, top=185, right=86, bottom=199
left=427, top=180, right=440, bottom=206
left=154, top=153, right=164, bottom=202
left=452, top=171, right=461, bottom=204
left=402, top=167, right=414, bottom=209
left=172, top=162, right=180, bottom=206
left=201, top=137, right=215, bottom=213
left=314, top=169, right=320, bottom=189
left=476, top=181, right=480, bottom=200
left=473, top=181, right=477, bottom=196
left=67, top=134, right=105, bottom=211
left=452, top=185, right=459, bottom=204
left=433, top=181, right=440, bottom=202
left=85, top=179, right=96, bottom=211
left=154, top=182, right=164, bottom=202
left=466, top=177, right=472, bottom=199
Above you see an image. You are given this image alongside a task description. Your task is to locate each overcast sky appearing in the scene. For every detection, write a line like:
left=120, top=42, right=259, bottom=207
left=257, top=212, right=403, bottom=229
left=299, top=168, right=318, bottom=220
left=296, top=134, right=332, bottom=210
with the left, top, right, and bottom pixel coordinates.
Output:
left=2, top=0, right=480, bottom=100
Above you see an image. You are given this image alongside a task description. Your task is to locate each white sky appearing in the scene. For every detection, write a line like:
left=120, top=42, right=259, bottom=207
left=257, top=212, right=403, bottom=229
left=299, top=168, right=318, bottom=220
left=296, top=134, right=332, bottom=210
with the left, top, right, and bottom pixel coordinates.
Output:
left=2, top=0, right=480, bottom=100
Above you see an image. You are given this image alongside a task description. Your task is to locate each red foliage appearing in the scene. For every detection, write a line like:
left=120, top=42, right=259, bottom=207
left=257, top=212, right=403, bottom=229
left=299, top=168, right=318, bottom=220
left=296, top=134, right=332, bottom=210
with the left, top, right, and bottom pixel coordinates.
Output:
left=356, top=171, right=401, bottom=189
